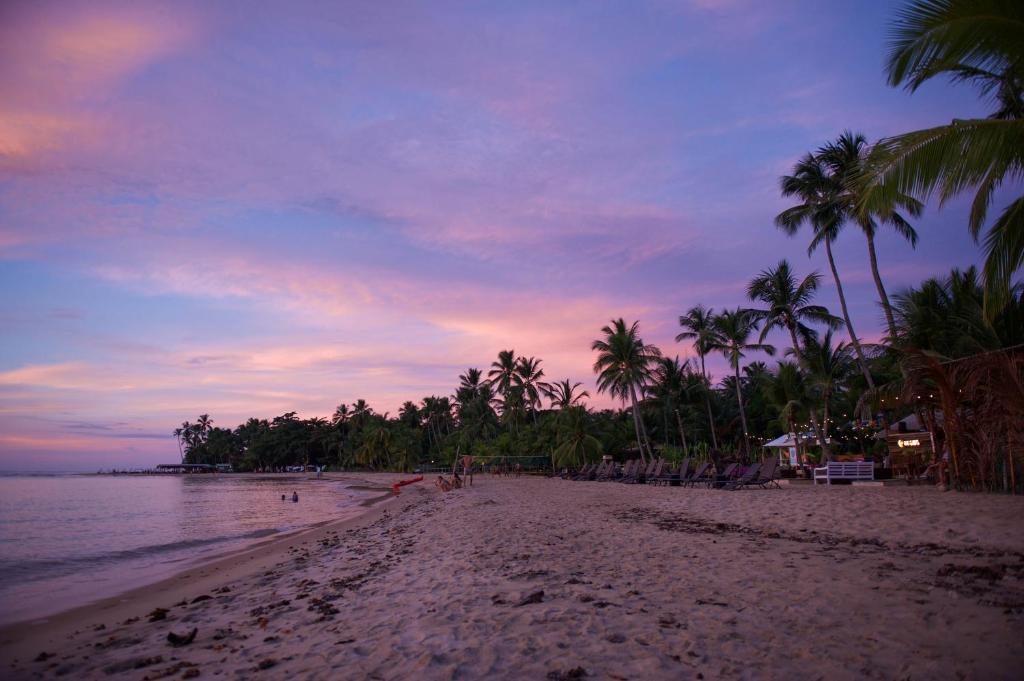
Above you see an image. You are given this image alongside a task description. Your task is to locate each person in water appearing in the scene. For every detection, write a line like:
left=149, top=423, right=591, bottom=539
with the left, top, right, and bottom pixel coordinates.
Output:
left=281, top=494, right=286, bottom=501
left=291, top=491, right=299, bottom=503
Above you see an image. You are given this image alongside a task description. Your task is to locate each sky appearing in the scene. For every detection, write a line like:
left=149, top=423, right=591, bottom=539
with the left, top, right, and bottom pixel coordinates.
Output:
left=0, top=0, right=1007, bottom=470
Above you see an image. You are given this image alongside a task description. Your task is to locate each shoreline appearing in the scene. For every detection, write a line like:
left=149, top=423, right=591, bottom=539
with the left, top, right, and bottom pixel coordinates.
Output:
left=0, top=478, right=400, bottom=661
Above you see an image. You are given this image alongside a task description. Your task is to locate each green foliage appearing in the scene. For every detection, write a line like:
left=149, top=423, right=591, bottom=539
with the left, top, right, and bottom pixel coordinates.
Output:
left=871, top=0, right=1024, bottom=314
left=552, top=406, right=602, bottom=469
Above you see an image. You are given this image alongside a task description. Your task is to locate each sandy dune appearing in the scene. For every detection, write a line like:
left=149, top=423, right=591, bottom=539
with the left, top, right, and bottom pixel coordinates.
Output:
left=3, top=476, right=1022, bottom=680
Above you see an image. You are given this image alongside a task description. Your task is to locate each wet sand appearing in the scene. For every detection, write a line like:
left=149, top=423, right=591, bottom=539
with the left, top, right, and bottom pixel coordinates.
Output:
left=2, top=475, right=1022, bottom=680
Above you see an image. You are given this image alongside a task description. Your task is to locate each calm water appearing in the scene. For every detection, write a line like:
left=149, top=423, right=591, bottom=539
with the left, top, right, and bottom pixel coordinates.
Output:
left=0, top=473, right=379, bottom=626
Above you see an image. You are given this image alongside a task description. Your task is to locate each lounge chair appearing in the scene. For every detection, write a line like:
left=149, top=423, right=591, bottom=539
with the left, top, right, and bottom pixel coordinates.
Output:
left=682, top=462, right=712, bottom=487
left=572, top=463, right=595, bottom=481
left=596, top=461, right=617, bottom=481
left=636, top=458, right=656, bottom=484
left=746, top=458, right=781, bottom=489
left=630, top=459, right=651, bottom=484
left=660, top=458, right=690, bottom=486
left=722, top=463, right=762, bottom=490
left=645, top=458, right=667, bottom=484
left=710, top=463, right=738, bottom=488
left=619, top=459, right=642, bottom=483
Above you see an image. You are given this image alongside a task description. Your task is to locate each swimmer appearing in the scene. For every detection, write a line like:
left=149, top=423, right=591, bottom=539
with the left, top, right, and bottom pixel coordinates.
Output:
left=292, top=491, right=299, bottom=503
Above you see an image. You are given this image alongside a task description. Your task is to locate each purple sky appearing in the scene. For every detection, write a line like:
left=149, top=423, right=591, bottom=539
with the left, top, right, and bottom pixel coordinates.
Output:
left=0, top=0, right=1006, bottom=469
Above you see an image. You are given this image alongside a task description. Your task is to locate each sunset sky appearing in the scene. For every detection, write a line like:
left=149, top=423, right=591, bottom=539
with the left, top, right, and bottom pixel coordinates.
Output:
left=0, top=0, right=1002, bottom=469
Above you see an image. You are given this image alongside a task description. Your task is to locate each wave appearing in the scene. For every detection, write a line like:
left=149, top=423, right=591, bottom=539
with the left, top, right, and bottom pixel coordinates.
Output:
left=0, top=527, right=281, bottom=583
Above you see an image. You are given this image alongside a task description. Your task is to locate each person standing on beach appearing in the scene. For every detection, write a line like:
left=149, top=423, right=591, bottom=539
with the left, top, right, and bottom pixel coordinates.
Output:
left=462, top=455, right=473, bottom=486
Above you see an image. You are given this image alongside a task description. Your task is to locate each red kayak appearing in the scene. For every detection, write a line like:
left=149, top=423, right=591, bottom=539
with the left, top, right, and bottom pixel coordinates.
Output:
left=391, top=476, right=423, bottom=494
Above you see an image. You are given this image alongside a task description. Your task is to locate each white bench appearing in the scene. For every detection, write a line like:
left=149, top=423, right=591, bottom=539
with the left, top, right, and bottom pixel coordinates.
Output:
left=813, top=461, right=874, bottom=485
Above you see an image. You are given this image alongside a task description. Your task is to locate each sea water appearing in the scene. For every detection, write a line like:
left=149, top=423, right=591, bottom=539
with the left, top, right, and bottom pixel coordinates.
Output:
left=0, top=473, right=378, bottom=626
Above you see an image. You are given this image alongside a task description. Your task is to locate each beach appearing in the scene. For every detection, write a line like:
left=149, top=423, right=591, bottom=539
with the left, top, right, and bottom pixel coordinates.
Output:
left=2, top=475, right=1022, bottom=680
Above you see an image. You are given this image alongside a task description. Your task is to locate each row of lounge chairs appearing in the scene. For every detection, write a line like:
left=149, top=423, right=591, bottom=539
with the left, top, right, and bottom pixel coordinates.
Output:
left=564, top=457, right=781, bottom=490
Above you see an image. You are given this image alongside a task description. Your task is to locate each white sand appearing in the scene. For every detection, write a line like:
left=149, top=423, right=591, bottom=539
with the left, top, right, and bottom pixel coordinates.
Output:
left=2, top=476, right=1022, bottom=680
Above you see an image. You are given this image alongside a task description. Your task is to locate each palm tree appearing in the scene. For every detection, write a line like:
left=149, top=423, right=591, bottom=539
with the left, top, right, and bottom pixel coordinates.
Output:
left=797, top=330, right=855, bottom=447
left=487, top=350, right=518, bottom=398
left=710, top=308, right=775, bottom=456
left=552, top=406, right=602, bottom=469
left=816, top=132, right=923, bottom=338
left=356, top=425, right=391, bottom=470
left=646, top=356, right=695, bottom=451
left=514, top=356, right=551, bottom=424
left=172, top=427, right=185, bottom=462
left=420, top=395, right=451, bottom=451
left=591, top=318, right=662, bottom=464
left=398, top=401, right=421, bottom=429
left=457, top=368, right=486, bottom=398
left=892, top=266, right=1021, bottom=357
left=746, top=260, right=841, bottom=459
left=675, top=305, right=721, bottom=449
left=544, top=379, right=590, bottom=410
left=747, top=260, right=843, bottom=351
left=455, top=368, right=499, bottom=450
left=870, top=0, right=1024, bottom=315
left=350, top=400, right=373, bottom=431
left=763, top=361, right=809, bottom=462
left=196, top=414, right=213, bottom=439
left=777, top=153, right=877, bottom=390
left=331, top=403, right=350, bottom=426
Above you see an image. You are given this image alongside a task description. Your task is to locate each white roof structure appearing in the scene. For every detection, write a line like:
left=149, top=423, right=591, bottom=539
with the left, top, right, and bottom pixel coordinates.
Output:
left=763, top=432, right=832, bottom=448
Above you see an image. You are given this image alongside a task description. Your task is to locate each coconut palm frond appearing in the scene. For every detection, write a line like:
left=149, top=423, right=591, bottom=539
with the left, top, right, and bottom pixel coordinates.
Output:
left=885, top=0, right=1024, bottom=94
left=982, top=195, right=1024, bottom=315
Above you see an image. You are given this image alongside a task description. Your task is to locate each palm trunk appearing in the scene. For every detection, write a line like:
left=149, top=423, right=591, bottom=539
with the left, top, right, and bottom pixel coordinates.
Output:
left=633, top=385, right=654, bottom=461
left=664, top=408, right=672, bottom=446
left=809, top=407, right=832, bottom=462
left=734, top=363, right=750, bottom=457
left=788, top=325, right=832, bottom=462
left=675, top=409, right=688, bottom=452
left=789, top=415, right=801, bottom=465
left=628, top=386, right=649, bottom=465
left=823, top=391, right=830, bottom=439
left=700, top=353, right=719, bottom=450
left=865, top=229, right=898, bottom=339
left=825, top=236, right=875, bottom=390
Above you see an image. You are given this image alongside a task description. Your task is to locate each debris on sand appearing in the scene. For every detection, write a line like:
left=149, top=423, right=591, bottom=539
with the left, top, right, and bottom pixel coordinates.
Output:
left=167, top=628, right=198, bottom=647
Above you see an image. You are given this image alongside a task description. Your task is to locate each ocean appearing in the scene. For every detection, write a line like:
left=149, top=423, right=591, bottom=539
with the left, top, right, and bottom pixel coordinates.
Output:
left=0, top=473, right=380, bottom=626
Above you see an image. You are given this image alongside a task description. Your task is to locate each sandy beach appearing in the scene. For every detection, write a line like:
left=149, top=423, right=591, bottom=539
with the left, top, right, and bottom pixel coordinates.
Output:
left=2, top=475, right=1022, bottom=680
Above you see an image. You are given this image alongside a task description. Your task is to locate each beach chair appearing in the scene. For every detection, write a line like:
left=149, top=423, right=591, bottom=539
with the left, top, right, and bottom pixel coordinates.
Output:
left=596, top=461, right=617, bottom=481
left=619, top=459, right=641, bottom=483
left=748, top=458, right=781, bottom=489
left=710, top=463, right=739, bottom=489
left=572, top=463, right=595, bottom=480
left=615, top=459, right=632, bottom=482
left=727, top=458, right=779, bottom=490
left=722, top=463, right=761, bottom=490
left=651, top=458, right=686, bottom=486
left=645, top=458, right=667, bottom=484
left=644, top=458, right=664, bottom=484
left=682, top=462, right=712, bottom=487
left=591, top=460, right=610, bottom=480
